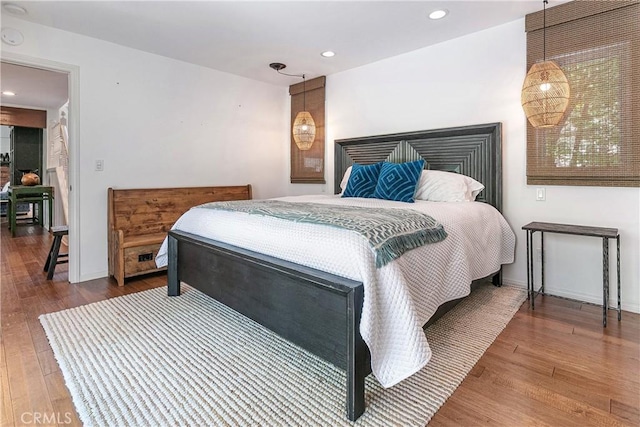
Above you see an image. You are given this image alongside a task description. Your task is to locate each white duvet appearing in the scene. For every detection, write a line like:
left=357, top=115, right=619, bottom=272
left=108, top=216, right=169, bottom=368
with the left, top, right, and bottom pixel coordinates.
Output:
left=156, top=195, right=515, bottom=388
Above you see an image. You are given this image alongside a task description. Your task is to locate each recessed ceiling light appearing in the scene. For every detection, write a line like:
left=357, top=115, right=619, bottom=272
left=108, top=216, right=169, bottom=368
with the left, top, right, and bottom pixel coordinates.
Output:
left=2, top=91, right=16, bottom=96
left=429, top=9, right=448, bottom=20
left=321, top=51, right=335, bottom=58
left=3, top=3, right=27, bottom=15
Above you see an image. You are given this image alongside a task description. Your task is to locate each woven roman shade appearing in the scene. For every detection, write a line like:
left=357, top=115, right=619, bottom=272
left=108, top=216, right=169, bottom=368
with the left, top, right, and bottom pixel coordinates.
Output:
left=525, top=1, right=639, bottom=187
left=290, top=76, right=326, bottom=184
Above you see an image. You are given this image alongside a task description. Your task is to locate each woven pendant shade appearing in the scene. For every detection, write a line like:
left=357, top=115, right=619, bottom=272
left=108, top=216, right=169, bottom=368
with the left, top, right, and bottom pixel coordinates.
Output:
left=292, top=111, right=316, bottom=151
left=521, top=61, right=570, bottom=128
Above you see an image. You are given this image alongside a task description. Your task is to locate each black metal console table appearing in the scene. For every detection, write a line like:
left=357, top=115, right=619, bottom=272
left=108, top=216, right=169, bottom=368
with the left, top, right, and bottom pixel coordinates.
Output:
left=522, top=221, right=620, bottom=327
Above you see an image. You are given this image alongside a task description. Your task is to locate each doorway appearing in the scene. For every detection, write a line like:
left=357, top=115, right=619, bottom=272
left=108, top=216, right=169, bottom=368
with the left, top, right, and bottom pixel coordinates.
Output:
left=1, top=55, right=79, bottom=282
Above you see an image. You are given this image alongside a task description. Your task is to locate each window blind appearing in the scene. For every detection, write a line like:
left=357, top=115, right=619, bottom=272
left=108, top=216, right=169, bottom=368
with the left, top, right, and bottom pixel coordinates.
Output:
left=525, top=1, right=639, bottom=187
left=289, top=76, right=326, bottom=184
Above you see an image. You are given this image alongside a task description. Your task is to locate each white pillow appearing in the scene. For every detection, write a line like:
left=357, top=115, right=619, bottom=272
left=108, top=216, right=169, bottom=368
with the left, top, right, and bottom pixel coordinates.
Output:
left=339, top=166, right=352, bottom=194
left=414, top=170, right=484, bottom=202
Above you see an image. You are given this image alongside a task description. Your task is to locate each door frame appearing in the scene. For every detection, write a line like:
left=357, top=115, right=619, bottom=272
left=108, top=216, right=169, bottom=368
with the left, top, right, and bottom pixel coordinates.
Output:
left=2, top=52, right=81, bottom=283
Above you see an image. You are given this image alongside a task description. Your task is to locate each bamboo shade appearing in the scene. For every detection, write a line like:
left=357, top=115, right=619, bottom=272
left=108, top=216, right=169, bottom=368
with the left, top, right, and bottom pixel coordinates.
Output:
left=525, top=1, right=639, bottom=187
left=290, top=76, right=326, bottom=184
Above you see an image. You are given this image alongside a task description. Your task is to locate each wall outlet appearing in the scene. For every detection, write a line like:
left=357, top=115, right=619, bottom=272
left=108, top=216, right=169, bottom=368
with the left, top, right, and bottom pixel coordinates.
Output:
left=95, top=160, right=104, bottom=171
left=535, top=187, right=546, bottom=201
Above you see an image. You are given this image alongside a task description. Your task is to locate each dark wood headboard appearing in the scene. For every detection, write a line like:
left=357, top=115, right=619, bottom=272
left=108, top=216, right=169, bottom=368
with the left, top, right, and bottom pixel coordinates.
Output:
left=334, top=123, right=502, bottom=212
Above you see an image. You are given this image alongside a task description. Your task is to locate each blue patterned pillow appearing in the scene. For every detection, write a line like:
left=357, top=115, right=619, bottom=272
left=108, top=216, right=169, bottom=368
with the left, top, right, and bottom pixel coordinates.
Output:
left=373, top=159, right=425, bottom=203
left=342, top=162, right=383, bottom=198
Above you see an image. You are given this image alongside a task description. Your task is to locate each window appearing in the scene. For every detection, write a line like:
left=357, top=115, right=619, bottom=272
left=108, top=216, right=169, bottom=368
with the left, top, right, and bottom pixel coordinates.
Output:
left=525, top=1, right=639, bottom=187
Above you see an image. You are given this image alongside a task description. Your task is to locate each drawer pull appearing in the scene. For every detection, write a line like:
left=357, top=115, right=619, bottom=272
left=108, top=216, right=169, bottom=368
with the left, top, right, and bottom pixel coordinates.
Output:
left=138, top=253, right=153, bottom=262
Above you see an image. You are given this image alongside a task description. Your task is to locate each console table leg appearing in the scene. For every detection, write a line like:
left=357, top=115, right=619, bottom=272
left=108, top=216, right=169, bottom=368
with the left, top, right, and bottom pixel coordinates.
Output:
left=49, top=195, right=54, bottom=229
left=540, top=232, right=545, bottom=294
left=602, top=237, right=609, bottom=327
left=9, top=198, right=16, bottom=237
left=617, top=235, right=621, bottom=322
left=526, top=230, right=531, bottom=301
left=37, top=200, right=44, bottom=226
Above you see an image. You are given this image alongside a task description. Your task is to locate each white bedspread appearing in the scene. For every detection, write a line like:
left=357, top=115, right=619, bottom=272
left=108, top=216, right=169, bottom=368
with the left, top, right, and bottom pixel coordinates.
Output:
left=156, top=195, right=515, bottom=388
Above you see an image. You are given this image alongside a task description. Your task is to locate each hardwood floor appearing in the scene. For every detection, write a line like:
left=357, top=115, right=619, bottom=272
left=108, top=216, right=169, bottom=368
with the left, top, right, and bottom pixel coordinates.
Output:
left=1, top=224, right=163, bottom=427
left=1, top=224, right=638, bottom=426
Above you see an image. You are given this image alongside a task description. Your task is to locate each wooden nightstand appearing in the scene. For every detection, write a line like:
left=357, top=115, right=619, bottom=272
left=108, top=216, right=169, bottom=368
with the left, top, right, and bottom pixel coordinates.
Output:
left=522, top=221, right=621, bottom=327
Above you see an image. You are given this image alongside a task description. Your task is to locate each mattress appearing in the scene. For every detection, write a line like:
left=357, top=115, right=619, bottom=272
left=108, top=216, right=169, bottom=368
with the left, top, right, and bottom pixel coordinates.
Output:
left=156, top=194, right=516, bottom=388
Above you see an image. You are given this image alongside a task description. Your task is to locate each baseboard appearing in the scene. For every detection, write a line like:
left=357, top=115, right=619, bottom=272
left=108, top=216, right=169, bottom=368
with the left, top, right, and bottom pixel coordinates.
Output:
left=77, top=270, right=109, bottom=284
left=502, top=279, right=527, bottom=289
left=502, top=278, right=639, bottom=314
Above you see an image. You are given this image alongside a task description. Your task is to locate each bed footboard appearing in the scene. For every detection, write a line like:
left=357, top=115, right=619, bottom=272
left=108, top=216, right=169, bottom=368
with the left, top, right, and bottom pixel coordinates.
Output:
left=167, top=230, right=370, bottom=421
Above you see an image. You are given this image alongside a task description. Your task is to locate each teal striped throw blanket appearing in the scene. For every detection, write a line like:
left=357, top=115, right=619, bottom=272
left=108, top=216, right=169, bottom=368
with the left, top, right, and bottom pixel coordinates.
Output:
left=197, top=200, right=447, bottom=268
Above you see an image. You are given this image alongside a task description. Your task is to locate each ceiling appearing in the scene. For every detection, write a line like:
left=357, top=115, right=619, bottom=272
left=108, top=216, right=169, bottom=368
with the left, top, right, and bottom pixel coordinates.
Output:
left=0, top=62, right=68, bottom=109
left=3, top=0, right=570, bottom=88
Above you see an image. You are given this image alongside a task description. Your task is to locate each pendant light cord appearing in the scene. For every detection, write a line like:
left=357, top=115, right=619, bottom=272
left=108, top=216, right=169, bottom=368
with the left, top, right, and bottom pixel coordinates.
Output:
left=543, top=0, right=548, bottom=61
left=270, top=65, right=309, bottom=111
left=275, top=69, right=307, bottom=111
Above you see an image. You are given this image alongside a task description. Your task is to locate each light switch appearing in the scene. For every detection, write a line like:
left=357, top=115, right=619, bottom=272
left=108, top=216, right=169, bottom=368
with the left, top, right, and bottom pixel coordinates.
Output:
left=535, top=188, right=546, bottom=201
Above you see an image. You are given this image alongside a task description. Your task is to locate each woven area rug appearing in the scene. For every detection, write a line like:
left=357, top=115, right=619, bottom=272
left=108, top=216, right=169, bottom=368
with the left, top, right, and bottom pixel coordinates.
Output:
left=40, top=283, right=525, bottom=426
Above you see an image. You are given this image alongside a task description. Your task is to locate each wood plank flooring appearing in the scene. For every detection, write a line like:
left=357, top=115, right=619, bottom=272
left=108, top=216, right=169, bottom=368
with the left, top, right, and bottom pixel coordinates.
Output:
left=1, top=224, right=638, bottom=426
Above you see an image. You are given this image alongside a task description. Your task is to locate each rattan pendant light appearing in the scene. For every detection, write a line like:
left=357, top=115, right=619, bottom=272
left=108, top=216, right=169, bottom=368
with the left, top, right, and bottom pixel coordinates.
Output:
left=270, top=63, right=316, bottom=150
left=521, top=0, right=570, bottom=128
left=291, top=75, right=316, bottom=150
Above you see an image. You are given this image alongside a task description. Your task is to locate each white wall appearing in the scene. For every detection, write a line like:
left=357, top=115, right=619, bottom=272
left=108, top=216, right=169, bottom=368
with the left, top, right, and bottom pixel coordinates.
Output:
left=321, top=19, right=640, bottom=313
left=0, top=125, right=10, bottom=154
left=1, top=15, right=290, bottom=282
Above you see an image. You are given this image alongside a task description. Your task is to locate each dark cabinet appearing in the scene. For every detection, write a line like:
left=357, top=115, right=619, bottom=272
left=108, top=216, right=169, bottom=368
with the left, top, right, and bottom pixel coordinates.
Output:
left=10, top=126, right=43, bottom=185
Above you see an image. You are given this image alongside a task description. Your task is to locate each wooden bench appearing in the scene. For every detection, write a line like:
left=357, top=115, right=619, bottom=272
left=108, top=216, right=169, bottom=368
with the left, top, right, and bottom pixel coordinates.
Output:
left=108, top=185, right=252, bottom=286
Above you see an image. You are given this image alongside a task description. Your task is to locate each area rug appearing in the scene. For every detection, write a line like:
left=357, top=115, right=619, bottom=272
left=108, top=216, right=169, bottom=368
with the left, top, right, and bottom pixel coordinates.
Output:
left=40, top=283, right=526, bottom=426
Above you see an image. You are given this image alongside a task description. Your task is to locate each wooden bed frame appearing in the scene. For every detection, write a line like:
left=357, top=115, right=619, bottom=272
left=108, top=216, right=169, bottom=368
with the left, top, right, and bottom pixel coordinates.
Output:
left=167, top=122, right=502, bottom=421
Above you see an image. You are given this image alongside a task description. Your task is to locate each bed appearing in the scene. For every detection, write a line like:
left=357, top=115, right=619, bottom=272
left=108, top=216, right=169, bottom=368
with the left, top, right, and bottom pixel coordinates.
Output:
left=156, top=122, right=514, bottom=421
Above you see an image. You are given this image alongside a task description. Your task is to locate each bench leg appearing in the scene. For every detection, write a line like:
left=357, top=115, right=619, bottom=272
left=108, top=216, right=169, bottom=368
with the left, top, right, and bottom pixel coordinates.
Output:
left=44, top=238, right=57, bottom=273
left=115, top=269, right=125, bottom=287
left=46, top=235, right=63, bottom=280
left=113, top=237, right=125, bottom=286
